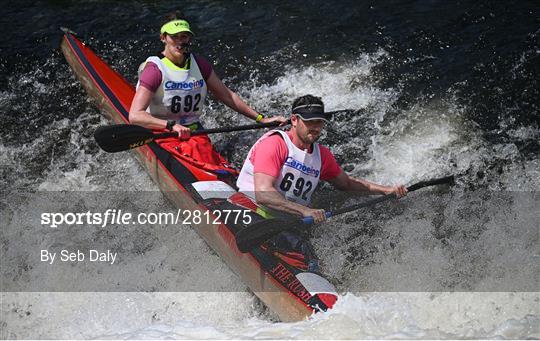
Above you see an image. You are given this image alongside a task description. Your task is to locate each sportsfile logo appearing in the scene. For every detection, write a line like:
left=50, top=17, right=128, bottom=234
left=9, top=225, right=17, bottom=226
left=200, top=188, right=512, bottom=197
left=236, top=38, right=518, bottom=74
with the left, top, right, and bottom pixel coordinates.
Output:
left=284, top=157, right=320, bottom=177
left=164, top=79, right=204, bottom=90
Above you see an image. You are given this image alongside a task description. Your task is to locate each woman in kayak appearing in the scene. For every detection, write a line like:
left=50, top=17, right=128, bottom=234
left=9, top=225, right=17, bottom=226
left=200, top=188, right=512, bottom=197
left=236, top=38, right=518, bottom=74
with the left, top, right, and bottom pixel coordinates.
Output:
left=129, top=11, right=286, bottom=140
left=129, top=11, right=286, bottom=171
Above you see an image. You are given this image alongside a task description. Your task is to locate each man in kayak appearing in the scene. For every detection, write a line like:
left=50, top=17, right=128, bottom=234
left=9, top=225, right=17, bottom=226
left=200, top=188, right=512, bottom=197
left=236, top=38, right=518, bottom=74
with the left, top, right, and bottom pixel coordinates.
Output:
left=129, top=11, right=285, bottom=169
left=237, top=94, right=408, bottom=224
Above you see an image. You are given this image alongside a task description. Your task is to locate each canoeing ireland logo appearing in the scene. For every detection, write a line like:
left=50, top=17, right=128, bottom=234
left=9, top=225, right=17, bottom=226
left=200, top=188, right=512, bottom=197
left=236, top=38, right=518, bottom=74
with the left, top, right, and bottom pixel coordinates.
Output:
left=284, top=157, right=320, bottom=177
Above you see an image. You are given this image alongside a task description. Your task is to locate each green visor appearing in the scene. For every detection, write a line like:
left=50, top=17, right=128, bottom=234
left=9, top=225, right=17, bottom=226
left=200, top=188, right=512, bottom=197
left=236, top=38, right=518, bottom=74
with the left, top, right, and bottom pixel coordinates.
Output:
left=160, top=20, right=194, bottom=36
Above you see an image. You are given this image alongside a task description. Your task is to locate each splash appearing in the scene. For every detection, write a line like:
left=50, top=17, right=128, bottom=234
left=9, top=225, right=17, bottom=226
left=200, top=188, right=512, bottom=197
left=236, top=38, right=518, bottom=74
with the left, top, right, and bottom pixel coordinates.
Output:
left=2, top=37, right=538, bottom=340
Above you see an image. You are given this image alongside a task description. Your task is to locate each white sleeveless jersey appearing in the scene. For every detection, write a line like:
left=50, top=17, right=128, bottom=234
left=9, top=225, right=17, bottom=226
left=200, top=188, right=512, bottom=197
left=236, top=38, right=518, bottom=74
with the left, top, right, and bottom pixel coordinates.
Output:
left=237, top=130, right=322, bottom=206
left=137, top=54, right=208, bottom=125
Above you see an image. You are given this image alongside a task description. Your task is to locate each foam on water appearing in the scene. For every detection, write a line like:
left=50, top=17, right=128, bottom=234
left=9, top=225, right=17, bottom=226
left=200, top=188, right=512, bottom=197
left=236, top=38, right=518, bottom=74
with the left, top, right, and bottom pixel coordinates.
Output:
left=241, top=49, right=397, bottom=121
left=3, top=292, right=537, bottom=339
left=0, top=293, right=259, bottom=339
left=1, top=49, right=538, bottom=339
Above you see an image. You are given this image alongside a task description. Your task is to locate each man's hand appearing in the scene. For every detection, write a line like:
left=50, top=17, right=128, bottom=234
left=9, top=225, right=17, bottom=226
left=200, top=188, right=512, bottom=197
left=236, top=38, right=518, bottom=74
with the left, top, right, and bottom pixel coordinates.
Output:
left=302, top=207, right=327, bottom=224
left=390, top=185, right=408, bottom=198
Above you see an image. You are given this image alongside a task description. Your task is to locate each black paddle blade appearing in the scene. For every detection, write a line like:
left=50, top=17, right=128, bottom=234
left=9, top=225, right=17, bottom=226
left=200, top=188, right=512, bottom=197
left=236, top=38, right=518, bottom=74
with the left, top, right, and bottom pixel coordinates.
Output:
left=235, top=218, right=301, bottom=253
left=407, top=175, right=455, bottom=192
left=94, top=124, right=159, bottom=153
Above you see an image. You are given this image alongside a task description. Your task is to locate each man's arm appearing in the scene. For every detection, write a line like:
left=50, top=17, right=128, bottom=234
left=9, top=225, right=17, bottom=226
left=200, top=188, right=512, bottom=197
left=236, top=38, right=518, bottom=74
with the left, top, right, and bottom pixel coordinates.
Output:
left=254, top=173, right=327, bottom=223
left=329, top=170, right=408, bottom=197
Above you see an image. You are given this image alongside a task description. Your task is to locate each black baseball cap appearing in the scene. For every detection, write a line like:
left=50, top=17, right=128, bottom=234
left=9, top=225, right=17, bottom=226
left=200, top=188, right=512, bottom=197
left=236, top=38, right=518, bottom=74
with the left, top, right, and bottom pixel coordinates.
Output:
left=292, top=104, right=331, bottom=122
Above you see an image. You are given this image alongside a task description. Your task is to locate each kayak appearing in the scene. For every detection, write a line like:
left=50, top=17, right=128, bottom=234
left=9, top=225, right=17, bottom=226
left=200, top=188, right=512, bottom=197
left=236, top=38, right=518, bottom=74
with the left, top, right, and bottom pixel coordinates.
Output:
left=60, top=30, right=337, bottom=322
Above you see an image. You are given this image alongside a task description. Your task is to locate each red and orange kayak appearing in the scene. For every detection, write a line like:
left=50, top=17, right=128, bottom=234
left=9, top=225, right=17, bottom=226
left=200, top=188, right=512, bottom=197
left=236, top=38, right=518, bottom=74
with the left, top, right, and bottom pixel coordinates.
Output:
left=60, top=29, right=337, bottom=322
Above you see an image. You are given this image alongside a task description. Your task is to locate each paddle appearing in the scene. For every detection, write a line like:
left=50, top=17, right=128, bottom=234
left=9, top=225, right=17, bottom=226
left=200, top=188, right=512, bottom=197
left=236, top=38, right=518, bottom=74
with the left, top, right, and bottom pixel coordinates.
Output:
left=325, top=109, right=357, bottom=115
left=235, top=175, right=454, bottom=252
left=94, top=121, right=285, bottom=153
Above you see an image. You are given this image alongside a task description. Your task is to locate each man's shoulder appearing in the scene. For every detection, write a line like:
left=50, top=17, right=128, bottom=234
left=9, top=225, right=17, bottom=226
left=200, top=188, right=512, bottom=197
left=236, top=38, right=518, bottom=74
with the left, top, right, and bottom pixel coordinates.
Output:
left=251, top=133, right=287, bottom=159
left=256, top=133, right=286, bottom=149
left=317, top=144, right=336, bottom=159
left=263, top=132, right=286, bottom=143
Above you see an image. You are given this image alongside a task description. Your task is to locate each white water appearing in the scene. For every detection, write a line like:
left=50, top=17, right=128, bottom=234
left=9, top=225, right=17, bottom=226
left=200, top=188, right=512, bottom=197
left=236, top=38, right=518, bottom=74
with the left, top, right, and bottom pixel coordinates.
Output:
left=1, top=51, right=538, bottom=339
left=2, top=292, right=538, bottom=339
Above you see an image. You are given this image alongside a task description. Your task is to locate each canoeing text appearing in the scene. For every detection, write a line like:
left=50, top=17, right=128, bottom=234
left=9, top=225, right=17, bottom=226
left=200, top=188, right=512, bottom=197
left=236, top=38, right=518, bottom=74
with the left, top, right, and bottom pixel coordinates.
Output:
left=164, top=79, right=204, bottom=90
left=284, top=157, right=320, bottom=177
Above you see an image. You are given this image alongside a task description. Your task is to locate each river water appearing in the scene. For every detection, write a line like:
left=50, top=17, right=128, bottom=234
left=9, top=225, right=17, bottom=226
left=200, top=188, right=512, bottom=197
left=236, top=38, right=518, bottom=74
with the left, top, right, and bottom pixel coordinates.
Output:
left=1, top=1, right=539, bottom=339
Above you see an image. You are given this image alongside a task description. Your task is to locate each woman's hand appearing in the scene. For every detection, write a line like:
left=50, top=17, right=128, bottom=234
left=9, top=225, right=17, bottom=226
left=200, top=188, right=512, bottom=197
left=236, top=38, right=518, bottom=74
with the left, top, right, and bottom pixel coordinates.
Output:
left=260, top=115, right=288, bottom=125
left=172, top=124, right=191, bottom=140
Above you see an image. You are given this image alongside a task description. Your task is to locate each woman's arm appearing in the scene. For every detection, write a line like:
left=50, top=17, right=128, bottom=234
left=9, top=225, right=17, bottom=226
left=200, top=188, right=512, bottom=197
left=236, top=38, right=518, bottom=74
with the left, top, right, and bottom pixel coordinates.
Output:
left=206, top=70, right=287, bottom=124
left=128, top=86, right=191, bottom=139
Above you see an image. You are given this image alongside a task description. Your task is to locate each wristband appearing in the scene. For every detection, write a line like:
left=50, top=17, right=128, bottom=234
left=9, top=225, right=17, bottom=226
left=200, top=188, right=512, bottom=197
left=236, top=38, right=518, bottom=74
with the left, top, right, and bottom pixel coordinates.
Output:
left=255, top=114, right=264, bottom=123
left=166, top=119, right=176, bottom=131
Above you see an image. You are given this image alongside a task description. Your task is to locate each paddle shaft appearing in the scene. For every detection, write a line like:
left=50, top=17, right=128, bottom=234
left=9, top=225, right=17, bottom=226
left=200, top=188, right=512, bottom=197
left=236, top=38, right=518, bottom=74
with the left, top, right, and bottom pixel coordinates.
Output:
left=235, top=175, right=455, bottom=252
left=301, top=175, right=454, bottom=224
left=194, top=121, right=283, bottom=134
left=94, top=121, right=285, bottom=153
left=151, top=121, right=282, bottom=139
